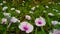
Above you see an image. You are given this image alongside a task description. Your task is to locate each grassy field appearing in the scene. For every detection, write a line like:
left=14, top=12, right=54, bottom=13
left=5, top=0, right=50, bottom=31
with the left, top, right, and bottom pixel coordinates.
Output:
left=0, top=0, right=60, bottom=34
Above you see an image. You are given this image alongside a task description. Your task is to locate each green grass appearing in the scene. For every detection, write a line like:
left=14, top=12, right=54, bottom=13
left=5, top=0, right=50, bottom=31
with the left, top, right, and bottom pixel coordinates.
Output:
left=0, top=0, right=60, bottom=34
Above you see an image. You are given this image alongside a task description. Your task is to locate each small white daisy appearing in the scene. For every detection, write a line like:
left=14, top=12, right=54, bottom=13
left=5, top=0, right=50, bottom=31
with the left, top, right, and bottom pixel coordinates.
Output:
left=1, top=18, right=7, bottom=24
left=36, top=5, right=39, bottom=8
left=48, top=2, right=52, bottom=4
left=29, top=11, right=33, bottom=14
left=55, top=10, right=59, bottom=12
left=43, top=10, right=47, bottom=13
left=2, top=6, right=8, bottom=11
left=23, top=1, right=25, bottom=3
left=35, top=17, right=46, bottom=26
left=51, top=21, right=58, bottom=25
left=58, top=13, right=60, bottom=15
left=58, top=2, right=60, bottom=4
left=11, top=8, right=15, bottom=10
left=0, top=3, right=3, bottom=5
left=3, top=1, right=6, bottom=3
left=48, top=13, right=54, bottom=16
left=19, top=21, right=34, bottom=33
left=31, top=7, right=35, bottom=11
left=15, top=10, right=20, bottom=14
left=45, top=5, right=49, bottom=8
left=25, top=15, right=31, bottom=20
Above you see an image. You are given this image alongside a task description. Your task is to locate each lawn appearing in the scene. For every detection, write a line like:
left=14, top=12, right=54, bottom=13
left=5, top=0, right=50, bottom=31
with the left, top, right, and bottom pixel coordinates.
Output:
left=0, top=0, right=60, bottom=34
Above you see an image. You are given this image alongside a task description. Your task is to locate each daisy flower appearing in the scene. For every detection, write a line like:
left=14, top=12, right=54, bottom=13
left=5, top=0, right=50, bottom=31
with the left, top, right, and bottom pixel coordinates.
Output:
left=35, top=17, right=46, bottom=26
left=2, top=6, right=8, bottom=11
left=1, top=18, right=7, bottom=24
left=19, top=21, right=34, bottom=33
left=25, top=15, right=31, bottom=20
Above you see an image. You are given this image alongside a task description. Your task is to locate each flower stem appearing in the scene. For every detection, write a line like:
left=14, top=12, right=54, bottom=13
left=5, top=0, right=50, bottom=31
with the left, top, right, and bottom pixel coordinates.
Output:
left=7, top=22, right=12, bottom=29
left=41, top=27, right=44, bottom=32
left=35, top=28, right=37, bottom=34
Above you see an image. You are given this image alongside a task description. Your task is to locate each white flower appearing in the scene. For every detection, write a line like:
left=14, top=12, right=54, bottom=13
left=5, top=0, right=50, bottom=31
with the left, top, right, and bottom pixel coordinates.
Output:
left=48, top=2, right=52, bottom=4
left=1, top=18, right=7, bottom=24
left=35, top=17, right=46, bottom=26
left=51, top=21, right=58, bottom=25
left=0, top=3, right=3, bottom=5
left=36, top=5, right=39, bottom=8
left=25, top=15, right=31, bottom=20
left=19, top=21, right=34, bottom=33
left=11, top=8, right=15, bottom=10
left=43, top=10, right=46, bottom=13
left=10, top=17, right=18, bottom=23
left=17, top=20, right=20, bottom=22
left=23, top=1, right=25, bottom=3
left=2, top=6, right=8, bottom=11
left=31, top=7, right=35, bottom=10
left=3, top=12, right=11, bottom=17
left=45, top=6, right=49, bottom=8
left=48, top=13, right=54, bottom=16
left=53, top=9, right=56, bottom=11
left=55, top=10, right=59, bottom=12
left=29, top=11, right=33, bottom=14
left=58, top=2, right=60, bottom=4
left=15, top=10, right=20, bottom=14
left=3, top=1, right=6, bottom=3
left=58, top=13, right=60, bottom=15
left=49, top=29, right=60, bottom=34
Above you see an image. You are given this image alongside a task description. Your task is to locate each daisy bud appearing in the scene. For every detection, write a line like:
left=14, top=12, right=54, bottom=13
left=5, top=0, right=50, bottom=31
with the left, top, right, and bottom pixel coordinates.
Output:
left=31, top=7, right=35, bottom=11
left=35, top=17, right=46, bottom=26
left=45, top=6, right=49, bottom=8
left=29, top=11, right=33, bottom=14
left=15, top=10, right=20, bottom=14
left=48, top=2, right=52, bottom=4
left=11, top=8, right=15, bottom=10
left=0, top=3, right=3, bottom=5
left=1, top=18, right=7, bottom=24
left=3, top=1, right=6, bottom=3
left=2, top=6, right=8, bottom=11
left=19, top=21, right=34, bottom=33
left=48, top=13, right=54, bottom=16
left=25, top=15, right=31, bottom=20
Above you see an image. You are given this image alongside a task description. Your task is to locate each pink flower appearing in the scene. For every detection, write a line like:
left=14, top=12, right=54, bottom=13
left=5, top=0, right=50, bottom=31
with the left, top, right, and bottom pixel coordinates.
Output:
left=25, top=15, right=31, bottom=20
left=19, top=21, right=34, bottom=33
left=1, top=18, right=7, bottom=24
left=51, top=21, right=58, bottom=25
left=10, top=17, right=18, bottom=23
left=35, top=17, right=46, bottom=26
left=49, top=29, right=60, bottom=34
